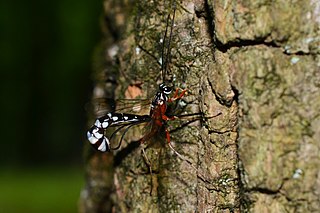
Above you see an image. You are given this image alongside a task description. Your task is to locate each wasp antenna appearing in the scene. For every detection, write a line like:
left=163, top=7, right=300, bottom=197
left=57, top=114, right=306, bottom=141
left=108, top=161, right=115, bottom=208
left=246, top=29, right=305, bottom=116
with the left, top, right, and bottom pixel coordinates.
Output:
left=163, top=1, right=176, bottom=82
left=161, top=0, right=177, bottom=83
left=168, top=143, right=207, bottom=182
left=161, top=14, right=171, bottom=82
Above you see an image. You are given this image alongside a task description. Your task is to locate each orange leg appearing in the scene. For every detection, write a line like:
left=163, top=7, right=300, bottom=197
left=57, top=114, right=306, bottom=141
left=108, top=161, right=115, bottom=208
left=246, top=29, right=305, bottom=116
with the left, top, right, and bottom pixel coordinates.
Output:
left=162, top=114, right=176, bottom=121
left=159, top=104, right=176, bottom=121
left=172, top=88, right=180, bottom=98
left=175, top=89, right=186, bottom=99
left=168, top=88, right=187, bottom=102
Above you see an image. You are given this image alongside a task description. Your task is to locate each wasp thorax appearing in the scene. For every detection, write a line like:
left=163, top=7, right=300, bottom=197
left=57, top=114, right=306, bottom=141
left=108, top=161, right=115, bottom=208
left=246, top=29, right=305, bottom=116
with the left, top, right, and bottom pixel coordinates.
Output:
left=159, top=83, right=172, bottom=95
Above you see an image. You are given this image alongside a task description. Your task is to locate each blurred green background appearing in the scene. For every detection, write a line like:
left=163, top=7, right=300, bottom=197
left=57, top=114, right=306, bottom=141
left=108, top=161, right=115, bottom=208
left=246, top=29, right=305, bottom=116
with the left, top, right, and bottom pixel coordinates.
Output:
left=0, top=0, right=102, bottom=212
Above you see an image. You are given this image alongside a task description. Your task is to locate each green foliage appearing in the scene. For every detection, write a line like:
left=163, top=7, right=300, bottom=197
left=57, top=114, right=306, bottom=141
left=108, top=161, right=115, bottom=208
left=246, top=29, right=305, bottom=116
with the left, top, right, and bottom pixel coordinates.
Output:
left=0, top=168, right=83, bottom=213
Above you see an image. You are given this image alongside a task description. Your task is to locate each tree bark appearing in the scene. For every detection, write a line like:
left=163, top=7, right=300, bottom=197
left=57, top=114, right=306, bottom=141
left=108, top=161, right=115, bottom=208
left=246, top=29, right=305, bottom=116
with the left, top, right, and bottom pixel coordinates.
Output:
left=80, top=0, right=320, bottom=212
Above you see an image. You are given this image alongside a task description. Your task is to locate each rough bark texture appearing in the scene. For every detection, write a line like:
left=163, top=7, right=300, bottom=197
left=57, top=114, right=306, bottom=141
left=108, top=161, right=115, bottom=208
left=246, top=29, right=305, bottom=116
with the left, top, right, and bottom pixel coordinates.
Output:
left=80, top=0, right=320, bottom=212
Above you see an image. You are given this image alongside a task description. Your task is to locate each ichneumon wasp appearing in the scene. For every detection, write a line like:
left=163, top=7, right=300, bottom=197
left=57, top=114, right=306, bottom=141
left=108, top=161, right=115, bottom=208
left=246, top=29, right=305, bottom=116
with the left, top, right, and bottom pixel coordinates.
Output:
left=87, top=1, right=185, bottom=151
left=86, top=0, right=219, bottom=181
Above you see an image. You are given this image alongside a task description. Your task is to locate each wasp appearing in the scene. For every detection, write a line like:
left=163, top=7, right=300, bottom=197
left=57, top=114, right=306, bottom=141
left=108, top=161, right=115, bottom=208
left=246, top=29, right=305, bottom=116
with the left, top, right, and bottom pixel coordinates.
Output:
left=86, top=1, right=218, bottom=177
left=87, top=1, right=186, bottom=154
left=87, top=82, right=186, bottom=152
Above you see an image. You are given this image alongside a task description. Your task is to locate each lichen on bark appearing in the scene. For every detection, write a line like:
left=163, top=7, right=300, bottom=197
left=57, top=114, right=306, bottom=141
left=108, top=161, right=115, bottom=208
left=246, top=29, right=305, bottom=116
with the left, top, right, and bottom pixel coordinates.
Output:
left=210, top=0, right=320, bottom=212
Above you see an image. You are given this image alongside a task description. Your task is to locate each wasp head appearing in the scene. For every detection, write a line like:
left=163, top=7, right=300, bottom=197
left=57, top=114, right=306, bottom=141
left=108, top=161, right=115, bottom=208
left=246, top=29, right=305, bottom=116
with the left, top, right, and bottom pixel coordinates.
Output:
left=159, top=83, right=172, bottom=95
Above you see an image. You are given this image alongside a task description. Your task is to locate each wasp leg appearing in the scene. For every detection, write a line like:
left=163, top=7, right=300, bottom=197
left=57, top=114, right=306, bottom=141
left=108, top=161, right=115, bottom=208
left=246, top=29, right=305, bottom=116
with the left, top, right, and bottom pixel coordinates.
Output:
left=169, top=88, right=187, bottom=102
left=160, top=104, right=176, bottom=121
left=162, top=114, right=176, bottom=121
left=165, top=127, right=189, bottom=161
left=164, top=126, right=209, bottom=181
left=165, top=127, right=171, bottom=143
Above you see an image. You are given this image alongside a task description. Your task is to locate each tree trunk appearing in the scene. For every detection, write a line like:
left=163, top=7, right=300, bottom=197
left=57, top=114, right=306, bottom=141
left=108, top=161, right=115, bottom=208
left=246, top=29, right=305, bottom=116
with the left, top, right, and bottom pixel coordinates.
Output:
left=80, top=0, right=320, bottom=212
